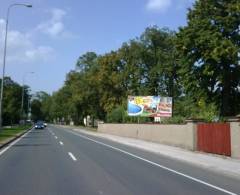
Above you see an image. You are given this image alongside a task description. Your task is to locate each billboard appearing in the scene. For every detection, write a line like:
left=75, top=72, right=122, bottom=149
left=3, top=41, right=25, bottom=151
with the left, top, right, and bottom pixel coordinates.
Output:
left=127, top=96, right=172, bottom=117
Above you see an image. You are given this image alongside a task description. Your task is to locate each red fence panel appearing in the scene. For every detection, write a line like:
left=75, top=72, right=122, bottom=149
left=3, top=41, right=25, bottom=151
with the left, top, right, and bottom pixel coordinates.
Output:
left=197, top=123, right=231, bottom=156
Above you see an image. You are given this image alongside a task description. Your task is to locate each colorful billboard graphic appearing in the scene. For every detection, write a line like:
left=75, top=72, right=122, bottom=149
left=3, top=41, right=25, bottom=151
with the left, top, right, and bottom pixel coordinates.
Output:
left=127, top=96, right=172, bottom=117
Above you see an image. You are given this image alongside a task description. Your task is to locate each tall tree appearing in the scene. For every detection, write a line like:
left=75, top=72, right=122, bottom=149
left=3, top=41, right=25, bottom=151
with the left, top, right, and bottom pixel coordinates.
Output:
left=176, top=0, right=240, bottom=116
left=31, top=99, right=43, bottom=122
left=140, top=27, right=179, bottom=97
left=0, top=77, right=30, bottom=125
left=97, top=52, right=126, bottom=114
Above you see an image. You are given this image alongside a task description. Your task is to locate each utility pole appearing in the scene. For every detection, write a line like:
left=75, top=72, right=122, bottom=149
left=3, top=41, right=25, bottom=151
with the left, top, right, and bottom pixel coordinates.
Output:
left=0, top=3, right=32, bottom=128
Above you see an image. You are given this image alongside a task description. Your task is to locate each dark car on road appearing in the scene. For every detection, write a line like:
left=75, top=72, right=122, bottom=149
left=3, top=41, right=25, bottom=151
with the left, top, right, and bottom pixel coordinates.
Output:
left=34, top=121, right=45, bottom=129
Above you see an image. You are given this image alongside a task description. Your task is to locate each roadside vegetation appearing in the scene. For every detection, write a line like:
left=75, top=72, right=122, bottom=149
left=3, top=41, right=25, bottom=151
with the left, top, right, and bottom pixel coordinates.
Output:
left=0, top=125, right=31, bottom=143
left=2, top=0, right=239, bottom=126
left=37, top=0, right=239, bottom=124
left=0, top=77, right=31, bottom=126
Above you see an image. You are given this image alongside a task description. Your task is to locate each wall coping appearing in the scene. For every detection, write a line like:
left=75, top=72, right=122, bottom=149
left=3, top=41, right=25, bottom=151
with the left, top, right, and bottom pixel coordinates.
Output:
left=99, top=123, right=188, bottom=126
left=227, top=116, right=240, bottom=122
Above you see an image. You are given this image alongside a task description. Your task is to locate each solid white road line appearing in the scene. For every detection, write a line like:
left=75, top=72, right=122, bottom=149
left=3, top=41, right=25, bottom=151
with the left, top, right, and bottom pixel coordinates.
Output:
left=0, top=128, right=32, bottom=156
left=55, top=136, right=58, bottom=139
left=68, top=152, right=77, bottom=161
left=67, top=130, right=237, bottom=195
left=59, top=141, right=64, bottom=145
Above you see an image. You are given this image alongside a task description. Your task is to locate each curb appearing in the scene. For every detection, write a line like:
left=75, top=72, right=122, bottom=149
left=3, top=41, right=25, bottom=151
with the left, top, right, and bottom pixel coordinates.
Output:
left=0, top=126, right=33, bottom=150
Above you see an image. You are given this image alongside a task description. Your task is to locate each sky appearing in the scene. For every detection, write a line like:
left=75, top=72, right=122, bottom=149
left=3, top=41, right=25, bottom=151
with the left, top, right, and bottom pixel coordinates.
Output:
left=0, top=0, right=195, bottom=94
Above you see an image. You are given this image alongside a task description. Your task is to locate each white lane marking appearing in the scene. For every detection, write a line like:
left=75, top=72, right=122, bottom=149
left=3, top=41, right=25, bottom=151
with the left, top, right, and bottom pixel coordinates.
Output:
left=0, top=128, right=32, bottom=156
left=55, top=136, right=58, bottom=139
left=68, top=152, right=77, bottom=161
left=67, top=130, right=237, bottom=195
left=59, top=141, right=64, bottom=145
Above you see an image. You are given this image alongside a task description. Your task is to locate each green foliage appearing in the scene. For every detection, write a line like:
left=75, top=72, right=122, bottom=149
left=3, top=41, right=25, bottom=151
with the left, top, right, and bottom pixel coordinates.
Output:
left=173, top=96, right=219, bottom=122
left=31, top=99, right=43, bottom=122
left=0, top=125, right=31, bottom=142
left=30, top=91, right=52, bottom=122
left=162, top=116, right=186, bottom=124
left=45, top=27, right=181, bottom=124
left=195, top=98, right=219, bottom=122
left=106, top=106, right=126, bottom=123
left=106, top=106, right=153, bottom=123
left=0, top=77, right=30, bottom=125
left=175, top=0, right=240, bottom=116
left=41, top=2, right=240, bottom=123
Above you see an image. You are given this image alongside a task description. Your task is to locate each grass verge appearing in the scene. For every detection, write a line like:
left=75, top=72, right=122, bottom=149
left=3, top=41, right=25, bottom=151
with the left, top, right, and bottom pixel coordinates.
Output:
left=0, top=125, right=31, bottom=143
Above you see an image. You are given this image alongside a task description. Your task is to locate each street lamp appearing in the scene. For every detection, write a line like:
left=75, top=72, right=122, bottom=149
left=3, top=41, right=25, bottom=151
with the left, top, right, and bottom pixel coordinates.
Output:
left=21, top=72, right=34, bottom=122
left=0, top=3, right=32, bottom=128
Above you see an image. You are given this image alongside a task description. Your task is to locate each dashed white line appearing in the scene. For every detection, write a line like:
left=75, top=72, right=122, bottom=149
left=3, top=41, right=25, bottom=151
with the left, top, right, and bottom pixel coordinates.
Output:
left=59, top=141, right=64, bottom=145
left=66, top=130, right=237, bottom=195
left=68, top=152, right=77, bottom=161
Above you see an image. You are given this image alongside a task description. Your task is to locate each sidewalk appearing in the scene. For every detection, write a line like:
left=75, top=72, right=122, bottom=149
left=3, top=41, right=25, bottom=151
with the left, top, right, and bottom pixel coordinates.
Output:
left=62, top=125, right=240, bottom=179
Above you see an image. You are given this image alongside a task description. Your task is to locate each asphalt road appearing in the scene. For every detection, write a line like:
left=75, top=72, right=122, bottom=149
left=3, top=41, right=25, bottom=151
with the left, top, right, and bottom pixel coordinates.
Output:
left=0, top=125, right=239, bottom=195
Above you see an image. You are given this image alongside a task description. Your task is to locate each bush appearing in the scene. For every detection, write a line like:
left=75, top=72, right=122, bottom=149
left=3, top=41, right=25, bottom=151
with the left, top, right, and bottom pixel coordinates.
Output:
left=174, top=96, right=219, bottom=122
left=162, top=116, right=186, bottom=124
left=106, top=106, right=126, bottom=123
left=106, top=106, right=153, bottom=123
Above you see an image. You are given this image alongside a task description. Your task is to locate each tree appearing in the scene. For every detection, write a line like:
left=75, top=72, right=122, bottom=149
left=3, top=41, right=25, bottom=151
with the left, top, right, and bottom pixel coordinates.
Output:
left=31, top=99, right=43, bottom=122
left=176, top=0, right=240, bottom=116
left=75, top=52, right=104, bottom=120
left=30, top=91, right=54, bottom=122
left=0, top=77, right=30, bottom=125
left=76, top=52, right=98, bottom=72
left=118, top=40, right=147, bottom=96
left=39, top=92, right=52, bottom=122
left=97, top=51, right=126, bottom=114
left=45, top=27, right=183, bottom=122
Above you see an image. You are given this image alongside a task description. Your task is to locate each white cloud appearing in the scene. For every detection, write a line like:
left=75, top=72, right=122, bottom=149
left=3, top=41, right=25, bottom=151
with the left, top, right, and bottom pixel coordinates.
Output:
left=0, top=19, right=55, bottom=64
left=146, top=0, right=194, bottom=13
left=146, top=0, right=172, bottom=12
left=0, top=7, right=75, bottom=66
left=25, top=46, right=55, bottom=62
left=37, top=8, right=72, bottom=38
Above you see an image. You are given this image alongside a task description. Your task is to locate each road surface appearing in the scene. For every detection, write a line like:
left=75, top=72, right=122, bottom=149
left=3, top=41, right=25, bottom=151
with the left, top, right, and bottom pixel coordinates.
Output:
left=0, top=125, right=239, bottom=195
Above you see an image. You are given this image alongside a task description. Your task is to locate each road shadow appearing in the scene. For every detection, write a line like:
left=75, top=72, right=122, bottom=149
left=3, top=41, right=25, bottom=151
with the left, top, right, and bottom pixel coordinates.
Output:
left=21, top=136, right=49, bottom=139
left=28, top=131, right=44, bottom=133
left=13, top=143, right=51, bottom=147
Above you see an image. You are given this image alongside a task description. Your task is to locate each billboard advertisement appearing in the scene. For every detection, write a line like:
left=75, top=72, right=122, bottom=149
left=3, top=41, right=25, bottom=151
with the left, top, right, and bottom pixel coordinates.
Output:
left=127, top=96, right=172, bottom=117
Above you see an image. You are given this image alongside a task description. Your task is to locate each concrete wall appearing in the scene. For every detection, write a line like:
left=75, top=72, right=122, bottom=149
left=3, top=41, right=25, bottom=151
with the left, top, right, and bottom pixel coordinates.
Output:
left=98, top=121, right=240, bottom=159
left=98, top=123, right=197, bottom=150
left=230, top=122, right=240, bottom=159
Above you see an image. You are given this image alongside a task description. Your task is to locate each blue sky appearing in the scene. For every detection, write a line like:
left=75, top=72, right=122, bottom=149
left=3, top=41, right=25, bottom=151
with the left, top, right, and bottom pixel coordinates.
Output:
left=0, top=0, right=195, bottom=94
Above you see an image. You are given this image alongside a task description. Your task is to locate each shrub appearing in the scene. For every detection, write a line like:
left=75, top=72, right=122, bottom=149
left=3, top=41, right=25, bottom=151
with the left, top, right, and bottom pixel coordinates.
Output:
left=106, top=106, right=126, bottom=123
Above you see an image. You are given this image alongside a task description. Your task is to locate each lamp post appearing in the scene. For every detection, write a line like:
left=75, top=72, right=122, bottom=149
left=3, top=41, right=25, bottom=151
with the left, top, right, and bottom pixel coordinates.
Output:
left=21, top=72, right=34, bottom=122
left=0, top=3, right=32, bottom=128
